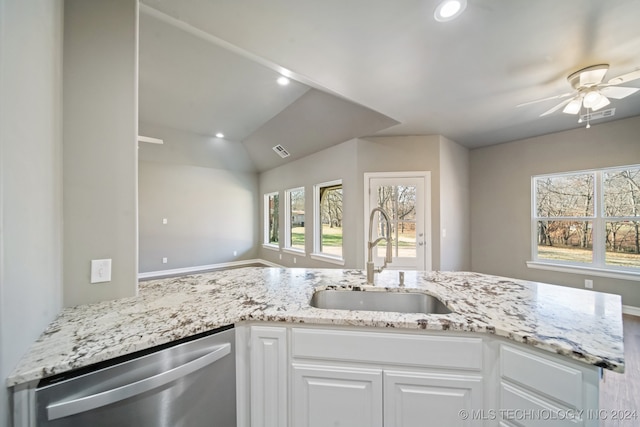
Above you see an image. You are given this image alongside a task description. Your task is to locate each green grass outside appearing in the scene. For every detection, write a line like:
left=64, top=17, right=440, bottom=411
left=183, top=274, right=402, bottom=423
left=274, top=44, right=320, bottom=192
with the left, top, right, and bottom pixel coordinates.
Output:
left=291, top=226, right=343, bottom=247
left=291, top=232, right=305, bottom=246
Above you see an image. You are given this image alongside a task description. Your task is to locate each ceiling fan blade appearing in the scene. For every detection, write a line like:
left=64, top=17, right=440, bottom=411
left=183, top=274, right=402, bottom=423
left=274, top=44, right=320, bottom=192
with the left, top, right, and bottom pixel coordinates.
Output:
left=600, top=85, right=640, bottom=99
left=540, top=98, right=574, bottom=116
left=516, top=92, right=573, bottom=107
left=607, top=69, right=640, bottom=85
left=580, top=67, right=608, bottom=86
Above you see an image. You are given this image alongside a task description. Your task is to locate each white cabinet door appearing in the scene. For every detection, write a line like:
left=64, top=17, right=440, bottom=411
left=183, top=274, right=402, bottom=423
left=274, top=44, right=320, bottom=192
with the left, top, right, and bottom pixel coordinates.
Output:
left=250, top=326, right=287, bottom=427
left=292, top=364, right=383, bottom=427
left=384, top=370, right=484, bottom=427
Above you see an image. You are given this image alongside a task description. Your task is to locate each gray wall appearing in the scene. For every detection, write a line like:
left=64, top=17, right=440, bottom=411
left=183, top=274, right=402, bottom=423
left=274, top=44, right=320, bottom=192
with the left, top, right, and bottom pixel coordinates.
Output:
left=0, top=1, right=63, bottom=426
left=63, top=0, right=138, bottom=306
left=258, top=135, right=472, bottom=271
left=439, top=136, right=471, bottom=271
left=138, top=123, right=259, bottom=273
left=470, top=115, right=640, bottom=307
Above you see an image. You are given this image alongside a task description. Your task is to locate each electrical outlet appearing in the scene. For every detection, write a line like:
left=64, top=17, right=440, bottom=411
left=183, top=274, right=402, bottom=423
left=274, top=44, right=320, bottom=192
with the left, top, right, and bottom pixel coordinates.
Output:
left=293, top=257, right=297, bottom=264
left=91, top=259, right=112, bottom=284
left=279, top=254, right=282, bottom=260
left=233, top=250, right=238, bottom=256
left=162, top=257, right=168, bottom=264
left=162, top=218, right=168, bottom=225
left=585, top=279, right=593, bottom=289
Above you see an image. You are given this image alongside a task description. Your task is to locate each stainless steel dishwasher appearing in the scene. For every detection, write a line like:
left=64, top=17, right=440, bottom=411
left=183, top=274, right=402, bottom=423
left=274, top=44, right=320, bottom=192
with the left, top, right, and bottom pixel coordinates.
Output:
left=34, top=325, right=236, bottom=427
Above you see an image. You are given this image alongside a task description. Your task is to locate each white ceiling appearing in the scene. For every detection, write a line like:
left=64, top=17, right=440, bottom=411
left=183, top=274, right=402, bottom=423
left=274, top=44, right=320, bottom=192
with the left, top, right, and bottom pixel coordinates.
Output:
left=139, top=0, right=640, bottom=170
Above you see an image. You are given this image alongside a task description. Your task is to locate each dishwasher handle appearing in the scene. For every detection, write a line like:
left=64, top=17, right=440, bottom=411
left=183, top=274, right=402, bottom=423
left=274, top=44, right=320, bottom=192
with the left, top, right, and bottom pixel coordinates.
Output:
left=47, top=342, right=231, bottom=421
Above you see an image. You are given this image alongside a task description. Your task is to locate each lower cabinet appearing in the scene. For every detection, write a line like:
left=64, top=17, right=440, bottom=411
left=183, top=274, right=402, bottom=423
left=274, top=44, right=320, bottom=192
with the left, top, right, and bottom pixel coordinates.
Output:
left=290, top=364, right=483, bottom=427
left=291, top=364, right=383, bottom=427
left=244, top=324, right=600, bottom=427
left=384, top=370, right=483, bottom=427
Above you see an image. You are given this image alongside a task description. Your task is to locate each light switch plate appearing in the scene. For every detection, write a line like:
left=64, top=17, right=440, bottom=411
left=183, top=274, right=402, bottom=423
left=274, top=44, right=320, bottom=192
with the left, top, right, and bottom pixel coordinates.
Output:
left=91, top=259, right=112, bottom=284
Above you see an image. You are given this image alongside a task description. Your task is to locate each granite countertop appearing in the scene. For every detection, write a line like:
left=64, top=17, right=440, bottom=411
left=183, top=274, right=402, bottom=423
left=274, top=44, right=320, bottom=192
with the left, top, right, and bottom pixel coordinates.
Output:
left=7, top=267, right=625, bottom=387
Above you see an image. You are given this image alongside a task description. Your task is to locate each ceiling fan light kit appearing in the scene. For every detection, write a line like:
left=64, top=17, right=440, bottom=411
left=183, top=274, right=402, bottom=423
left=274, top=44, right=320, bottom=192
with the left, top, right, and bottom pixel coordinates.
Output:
left=518, top=63, right=640, bottom=127
left=562, top=98, right=582, bottom=115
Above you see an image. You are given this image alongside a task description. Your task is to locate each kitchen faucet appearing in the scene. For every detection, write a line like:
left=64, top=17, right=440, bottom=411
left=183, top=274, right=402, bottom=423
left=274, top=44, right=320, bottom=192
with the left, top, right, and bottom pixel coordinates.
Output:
left=367, top=207, right=393, bottom=284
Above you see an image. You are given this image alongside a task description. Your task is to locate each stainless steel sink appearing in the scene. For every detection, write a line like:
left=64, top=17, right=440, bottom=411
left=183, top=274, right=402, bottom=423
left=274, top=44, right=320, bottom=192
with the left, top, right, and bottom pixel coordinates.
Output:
left=310, top=289, right=452, bottom=314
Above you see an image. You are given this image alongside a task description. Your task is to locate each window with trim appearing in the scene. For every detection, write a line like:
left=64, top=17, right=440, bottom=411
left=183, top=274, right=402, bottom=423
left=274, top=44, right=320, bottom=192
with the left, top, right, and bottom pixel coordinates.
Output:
left=285, top=187, right=305, bottom=253
left=313, top=180, right=343, bottom=260
left=532, top=165, right=640, bottom=273
left=264, top=192, right=279, bottom=247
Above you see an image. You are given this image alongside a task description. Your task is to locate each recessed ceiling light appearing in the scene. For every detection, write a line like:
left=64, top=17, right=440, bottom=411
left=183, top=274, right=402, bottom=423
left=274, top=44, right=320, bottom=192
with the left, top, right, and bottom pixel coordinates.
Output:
left=215, top=132, right=224, bottom=138
left=277, top=76, right=290, bottom=86
left=434, top=0, right=467, bottom=22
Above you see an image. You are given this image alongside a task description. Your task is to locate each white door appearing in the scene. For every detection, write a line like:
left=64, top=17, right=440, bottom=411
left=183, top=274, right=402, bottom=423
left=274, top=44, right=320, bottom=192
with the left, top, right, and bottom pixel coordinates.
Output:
left=291, top=364, right=383, bottom=427
left=365, top=173, right=431, bottom=270
left=384, top=371, right=484, bottom=427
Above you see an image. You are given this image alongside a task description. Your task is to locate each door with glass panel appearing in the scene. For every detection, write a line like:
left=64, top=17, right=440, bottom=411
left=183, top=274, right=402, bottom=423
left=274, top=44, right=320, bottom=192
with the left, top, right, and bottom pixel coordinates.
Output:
left=365, top=173, right=431, bottom=270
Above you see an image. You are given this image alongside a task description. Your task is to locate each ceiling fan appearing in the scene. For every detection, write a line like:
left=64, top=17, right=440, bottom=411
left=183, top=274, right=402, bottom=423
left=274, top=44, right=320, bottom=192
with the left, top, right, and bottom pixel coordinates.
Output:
left=518, top=64, right=640, bottom=119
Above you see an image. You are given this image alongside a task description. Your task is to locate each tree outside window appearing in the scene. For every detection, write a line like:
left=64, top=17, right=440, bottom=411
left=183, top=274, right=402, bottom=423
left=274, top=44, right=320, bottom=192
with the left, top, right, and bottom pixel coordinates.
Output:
left=375, top=185, right=417, bottom=258
left=264, top=192, right=279, bottom=246
left=535, top=172, right=594, bottom=263
left=285, top=187, right=305, bottom=252
left=316, top=182, right=343, bottom=257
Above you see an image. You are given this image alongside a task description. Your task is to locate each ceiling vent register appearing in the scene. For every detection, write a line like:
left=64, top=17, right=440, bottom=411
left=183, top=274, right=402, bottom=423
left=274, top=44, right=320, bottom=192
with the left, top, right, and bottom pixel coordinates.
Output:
left=580, top=108, right=615, bottom=122
left=272, top=144, right=290, bottom=158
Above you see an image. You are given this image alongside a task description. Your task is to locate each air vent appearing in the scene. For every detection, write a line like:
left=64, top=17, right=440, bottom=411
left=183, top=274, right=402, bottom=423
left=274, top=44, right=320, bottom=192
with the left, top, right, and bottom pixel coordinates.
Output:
left=580, top=108, right=616, bottom=122
left=272, top=144, right=290, bottom=158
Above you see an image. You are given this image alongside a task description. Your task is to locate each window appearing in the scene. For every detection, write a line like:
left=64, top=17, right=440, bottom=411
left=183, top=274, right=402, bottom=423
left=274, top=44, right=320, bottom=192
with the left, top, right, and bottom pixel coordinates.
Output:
left=312, top=180, right=344, bottom=263
left=531, top=165, right=640, bottom=277
left=604, top=169, right=640, bottom=268
left=285, top=187, right=305, bottom=253
left=264, top=192, right=279, bottom=248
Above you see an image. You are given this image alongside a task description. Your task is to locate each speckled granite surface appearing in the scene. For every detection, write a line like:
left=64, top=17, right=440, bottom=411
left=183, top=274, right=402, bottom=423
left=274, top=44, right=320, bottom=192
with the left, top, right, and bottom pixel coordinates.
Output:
left=7, top=267, right=625, bottom=386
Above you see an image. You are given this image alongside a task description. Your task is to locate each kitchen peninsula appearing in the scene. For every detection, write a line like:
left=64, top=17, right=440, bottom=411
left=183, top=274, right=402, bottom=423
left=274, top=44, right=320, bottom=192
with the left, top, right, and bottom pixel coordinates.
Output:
left=8, top=267, right=625, bottom=427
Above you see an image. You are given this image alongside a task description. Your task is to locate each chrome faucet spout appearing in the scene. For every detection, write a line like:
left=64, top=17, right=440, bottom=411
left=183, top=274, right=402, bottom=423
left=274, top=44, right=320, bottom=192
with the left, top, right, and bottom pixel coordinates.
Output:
left=367, top=207, right=393, bottom=284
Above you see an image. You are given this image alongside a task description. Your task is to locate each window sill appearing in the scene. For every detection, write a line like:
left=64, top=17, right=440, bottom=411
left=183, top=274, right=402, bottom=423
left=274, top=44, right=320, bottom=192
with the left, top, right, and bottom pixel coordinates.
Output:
left=526, top=261, right=640, bottom=281
left=310, top=253, right=345, bottom=266
left=262, top=244, right=280, bottom=252
left=283, top=248, right=306, bottom=256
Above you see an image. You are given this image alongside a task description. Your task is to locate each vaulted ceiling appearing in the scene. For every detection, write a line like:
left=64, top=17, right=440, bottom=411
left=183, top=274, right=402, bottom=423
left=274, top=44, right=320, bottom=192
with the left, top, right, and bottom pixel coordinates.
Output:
left=139, top=0, right=640, bottom=171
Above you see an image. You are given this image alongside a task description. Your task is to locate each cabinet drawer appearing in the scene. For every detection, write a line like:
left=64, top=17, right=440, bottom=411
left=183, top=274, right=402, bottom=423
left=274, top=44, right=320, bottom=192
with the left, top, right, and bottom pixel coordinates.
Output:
left=501, top=345, right=582, bottom=409
left=292, top=328, right=482, bottom=370
left=501, top=383, right=582, bottom=427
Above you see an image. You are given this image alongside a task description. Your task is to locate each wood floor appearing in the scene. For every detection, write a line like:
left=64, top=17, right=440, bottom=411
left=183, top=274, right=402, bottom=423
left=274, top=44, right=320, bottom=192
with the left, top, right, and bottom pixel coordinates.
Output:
left=600, top=314, right=640, bottom=427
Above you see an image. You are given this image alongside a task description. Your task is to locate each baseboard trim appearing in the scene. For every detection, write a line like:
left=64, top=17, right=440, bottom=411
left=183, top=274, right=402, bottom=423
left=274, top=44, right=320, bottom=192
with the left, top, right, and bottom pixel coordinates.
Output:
left=138, top=259, right=282, bottom=280
left=623, top=305, right=640, bottom=317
